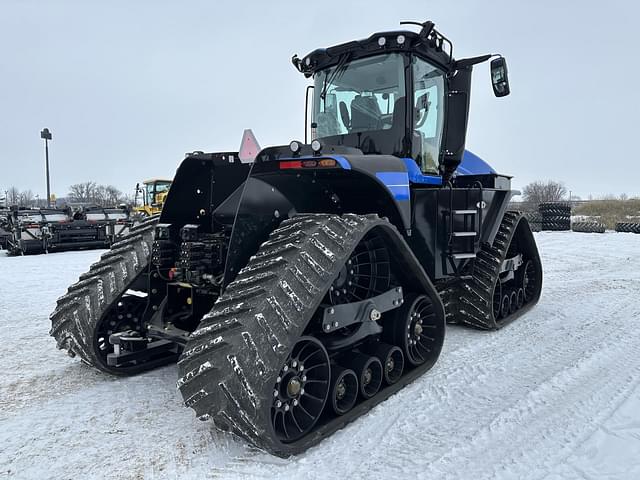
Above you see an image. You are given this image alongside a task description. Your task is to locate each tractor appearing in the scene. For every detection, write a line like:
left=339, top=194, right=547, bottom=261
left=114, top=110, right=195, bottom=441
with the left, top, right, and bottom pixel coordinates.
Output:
left=50, top=20, right=542, bottom=457
left=133, top=178, right=172, bottom=218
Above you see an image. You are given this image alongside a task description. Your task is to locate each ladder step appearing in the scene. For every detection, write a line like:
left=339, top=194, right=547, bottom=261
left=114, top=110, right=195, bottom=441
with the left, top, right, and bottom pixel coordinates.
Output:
left=452, top=209, right=476, bottom=215
left=450, top=253, right=476, bottom=260
left=452, top=231, right=477, bottom=237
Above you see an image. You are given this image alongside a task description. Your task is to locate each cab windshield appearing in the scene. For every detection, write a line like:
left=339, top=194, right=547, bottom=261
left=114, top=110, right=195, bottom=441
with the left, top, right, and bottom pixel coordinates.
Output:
left=312, top=53, right=445, bottom=174
left=145, top=182, right=171, bottom=205
left=313, top=53, right=406, bottom=139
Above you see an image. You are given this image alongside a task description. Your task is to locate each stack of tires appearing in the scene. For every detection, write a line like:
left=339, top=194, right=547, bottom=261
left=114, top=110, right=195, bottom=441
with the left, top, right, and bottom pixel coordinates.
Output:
left=572, top=222, right=606, bottom=234
left=539, top=202, right=571, bottom=231
left=524, top=212, right=542, bottom=232
left=615, top=222, right=640, bottom=233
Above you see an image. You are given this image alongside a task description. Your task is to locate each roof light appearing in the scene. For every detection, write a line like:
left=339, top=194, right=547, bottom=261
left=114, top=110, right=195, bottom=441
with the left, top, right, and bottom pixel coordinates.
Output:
left=378, top=37, right=386, bottom=47
left=289, top=140, right=302, bottom=155
left=311, top=139, right=322, bottom=154
left=397, top=35, right=405, bottom=45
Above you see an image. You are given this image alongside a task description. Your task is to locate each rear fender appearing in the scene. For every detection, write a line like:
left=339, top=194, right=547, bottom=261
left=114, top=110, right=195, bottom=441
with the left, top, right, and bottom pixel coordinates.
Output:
left=222, top=158, right=412, bottom=287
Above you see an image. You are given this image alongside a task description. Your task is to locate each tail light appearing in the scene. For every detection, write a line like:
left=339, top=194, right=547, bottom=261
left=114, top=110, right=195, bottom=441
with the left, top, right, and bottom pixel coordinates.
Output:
left=279, top=158, right=338, bottom=170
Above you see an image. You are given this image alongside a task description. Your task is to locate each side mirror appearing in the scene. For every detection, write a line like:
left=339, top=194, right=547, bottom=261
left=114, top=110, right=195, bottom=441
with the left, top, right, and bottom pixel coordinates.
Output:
left=490, top=57, right=510, bottom=97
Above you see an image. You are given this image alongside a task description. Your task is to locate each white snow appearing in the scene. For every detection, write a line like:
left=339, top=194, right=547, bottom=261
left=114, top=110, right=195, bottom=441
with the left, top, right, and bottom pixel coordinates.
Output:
left=1, top=232, right=639, bottom=480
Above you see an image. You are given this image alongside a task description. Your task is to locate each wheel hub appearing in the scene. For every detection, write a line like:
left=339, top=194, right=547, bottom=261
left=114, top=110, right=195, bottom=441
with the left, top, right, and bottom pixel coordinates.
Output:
left=413, top=322, right=423, bottom=336
left=287, top=377, right=302, bottom=397
left=335, top=379, right=346, bottom=400
left=363, top=367, right=372, bottom=386
left=386, top=357, right=395, bottom=373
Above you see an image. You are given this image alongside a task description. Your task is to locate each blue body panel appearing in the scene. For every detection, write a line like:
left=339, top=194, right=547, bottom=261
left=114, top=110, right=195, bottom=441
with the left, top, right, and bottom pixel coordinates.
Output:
left=277, top=150, right=495, bottom=186
left=458, top=150, right=496, bottom=175
left=401, top=158, right=443, bottom=185
left=375, top=172, right=410, bottom=201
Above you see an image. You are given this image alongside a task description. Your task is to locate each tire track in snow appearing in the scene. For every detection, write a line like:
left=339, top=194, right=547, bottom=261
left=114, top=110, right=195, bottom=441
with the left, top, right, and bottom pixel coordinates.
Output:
left=212, top=234, right=640, bottom=480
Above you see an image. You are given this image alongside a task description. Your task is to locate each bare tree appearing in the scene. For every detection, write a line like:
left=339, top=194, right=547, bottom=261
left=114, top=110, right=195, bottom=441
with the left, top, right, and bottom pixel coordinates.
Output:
left=18, top=189, right=34, bottom=207
left=522, top=181, right=567, bottom=205
left=68, top=182, right=126, bottom=206
left=68, top=181, right=98, bottom=204
left=7, top=186, right=20, bottom=205
left=104, top=185, right=123, bottom=205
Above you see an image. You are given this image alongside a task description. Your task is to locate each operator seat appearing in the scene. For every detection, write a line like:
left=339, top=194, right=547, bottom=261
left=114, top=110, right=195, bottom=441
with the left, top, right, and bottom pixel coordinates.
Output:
left=350, top=95, right=382, bottom=131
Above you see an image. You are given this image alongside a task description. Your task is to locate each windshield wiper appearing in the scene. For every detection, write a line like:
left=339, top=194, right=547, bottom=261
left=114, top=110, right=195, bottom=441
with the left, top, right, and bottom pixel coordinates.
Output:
left=320, top=53, right=352, bottom=101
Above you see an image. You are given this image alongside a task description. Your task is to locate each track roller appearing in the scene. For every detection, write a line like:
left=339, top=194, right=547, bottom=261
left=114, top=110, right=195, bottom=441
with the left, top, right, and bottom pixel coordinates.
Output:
left=329, top=366, right=359, bottom=415
left=521, top=259, right=537, bottom=301
left=500, top=294, right=510, bottom=318
left=509, top=291, right=518, bottom=314
left=492, top=281, right=502, bottom=320
left=516, top=288, right=524, bottom=309
left=371, top=343, right=404, bottom=385
left=348, top=353, right=383, bottom=399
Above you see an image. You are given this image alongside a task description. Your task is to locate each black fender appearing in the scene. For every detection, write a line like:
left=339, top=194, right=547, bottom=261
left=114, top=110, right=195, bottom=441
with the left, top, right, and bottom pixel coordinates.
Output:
left=221, top=154, right=414, bottom=286
left=159, top=152, right=252, bottom=232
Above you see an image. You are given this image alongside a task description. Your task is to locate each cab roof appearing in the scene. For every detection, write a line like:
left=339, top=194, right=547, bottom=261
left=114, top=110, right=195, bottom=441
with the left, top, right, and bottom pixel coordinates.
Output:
left=293, top=21, right=454, bottom=78
left=143, top=179, right=172, bottom=184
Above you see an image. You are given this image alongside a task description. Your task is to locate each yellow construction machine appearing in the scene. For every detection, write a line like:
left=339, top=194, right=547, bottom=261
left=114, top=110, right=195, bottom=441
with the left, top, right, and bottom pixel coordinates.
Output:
left=133, top=179, right=172, bottom=217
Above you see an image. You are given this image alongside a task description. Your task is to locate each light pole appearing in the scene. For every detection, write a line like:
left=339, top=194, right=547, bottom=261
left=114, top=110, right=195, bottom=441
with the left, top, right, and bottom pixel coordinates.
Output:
left=41, top=128, right=52, bottom=207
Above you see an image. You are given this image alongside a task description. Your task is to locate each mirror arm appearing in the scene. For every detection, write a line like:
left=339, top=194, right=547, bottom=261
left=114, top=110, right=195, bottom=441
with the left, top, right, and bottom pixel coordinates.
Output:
left=453, top=54, right=495, bottom=70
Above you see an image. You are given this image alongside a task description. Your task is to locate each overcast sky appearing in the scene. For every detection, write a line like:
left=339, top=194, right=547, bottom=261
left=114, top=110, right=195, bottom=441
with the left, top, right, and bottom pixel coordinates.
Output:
left=1, top=0, right=638, bottom=200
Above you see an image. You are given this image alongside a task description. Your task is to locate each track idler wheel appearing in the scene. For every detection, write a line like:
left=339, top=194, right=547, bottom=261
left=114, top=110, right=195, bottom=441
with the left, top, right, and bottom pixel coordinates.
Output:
left=271, top=336, right=330, bottom=443
left=389, top=293, right=440, bottom=367
left=371, top=343, right=404, bottom=385
left=348, top=353, right=383, bottom=399
left=329, top=366, right=359, bottom=415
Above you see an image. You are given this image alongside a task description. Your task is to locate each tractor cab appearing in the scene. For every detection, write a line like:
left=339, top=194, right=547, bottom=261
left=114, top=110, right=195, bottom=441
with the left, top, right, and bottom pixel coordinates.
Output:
left=143, top=179, right=172, bottom=207
left=293, top=21, right=510, bottom=182
left=135, top=179, right=172, bottom=216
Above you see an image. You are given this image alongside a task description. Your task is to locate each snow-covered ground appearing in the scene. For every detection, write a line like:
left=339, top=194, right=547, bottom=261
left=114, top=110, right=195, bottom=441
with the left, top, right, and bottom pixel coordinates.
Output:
left=1, top=232, right=639, bottom=480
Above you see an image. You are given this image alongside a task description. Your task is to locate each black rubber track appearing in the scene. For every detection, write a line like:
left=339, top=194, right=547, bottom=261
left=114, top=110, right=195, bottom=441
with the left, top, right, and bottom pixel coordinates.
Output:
left=439, top=211, right=543, bottom=330
left=49, top=215, right=170, bottom=374
left=176, top=213, right=445, bottom=457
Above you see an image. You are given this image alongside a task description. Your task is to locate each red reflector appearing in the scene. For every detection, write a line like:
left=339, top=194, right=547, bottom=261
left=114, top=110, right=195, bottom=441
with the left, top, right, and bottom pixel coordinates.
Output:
left=279, top=160, right=302, bottom=169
